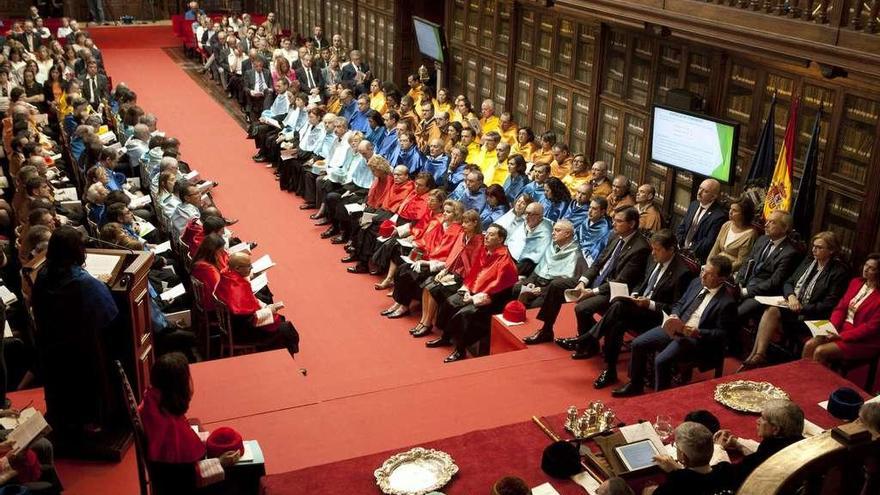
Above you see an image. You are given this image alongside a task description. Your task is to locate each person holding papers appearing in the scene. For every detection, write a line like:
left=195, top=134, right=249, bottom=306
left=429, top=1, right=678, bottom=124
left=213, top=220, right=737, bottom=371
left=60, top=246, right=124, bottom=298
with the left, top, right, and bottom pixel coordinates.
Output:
left=674, top=178, right=726, bottom=262
left=515, top=219, right=581, bottom=310
left=734, top=210, right=801, bottom=324
left=278, top=107, right=326, bottom=192
left=191, top=234, right=228, bottom=313
left=139, top=353, right=244, bottom=492
left=612, top=255, right=737, bottom=397
left=563, top=230, right=693, bottom=387
left=215, top=253, right=300, bottom=356
left=741, top=231, right=850, bottom=371
left=801, top=253, right=880, bottom=366
left=171, top=184, right=204, bottom=239
left=243, top=56, right=273, bottom=124
left=250, top=78, right=291, bottom=163
left=643, top=422, right=724, bottom=495
left=506, top=202, right=553, bottom=277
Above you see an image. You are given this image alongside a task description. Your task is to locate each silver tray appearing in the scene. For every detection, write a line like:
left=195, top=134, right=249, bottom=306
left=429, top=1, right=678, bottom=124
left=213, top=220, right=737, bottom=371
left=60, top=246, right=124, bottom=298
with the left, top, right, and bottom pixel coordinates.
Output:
left=374, top=447, right=458, bottom=495
left=714, top=380, right=789, bottom=413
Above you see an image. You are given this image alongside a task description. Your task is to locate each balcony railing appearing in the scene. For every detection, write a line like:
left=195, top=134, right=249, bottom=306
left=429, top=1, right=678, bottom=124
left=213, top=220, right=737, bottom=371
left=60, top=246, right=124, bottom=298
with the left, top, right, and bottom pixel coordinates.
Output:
left=703, top=0, right=879, bottom=34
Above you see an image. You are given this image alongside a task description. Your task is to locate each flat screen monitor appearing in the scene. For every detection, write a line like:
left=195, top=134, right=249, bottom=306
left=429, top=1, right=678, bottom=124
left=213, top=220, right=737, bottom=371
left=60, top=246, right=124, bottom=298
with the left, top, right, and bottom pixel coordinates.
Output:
left=413, top=16, right=445, bottom=63
left=649, top=105, right=739, bottom=183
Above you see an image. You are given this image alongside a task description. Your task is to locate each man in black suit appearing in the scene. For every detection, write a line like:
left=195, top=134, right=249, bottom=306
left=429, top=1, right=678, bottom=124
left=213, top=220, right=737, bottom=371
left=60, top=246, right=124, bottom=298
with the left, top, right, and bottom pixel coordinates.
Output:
left=79, top=60, right=109, bottom=110
left=612, top=255, right=738, bottom=396
left=570, top=229, right=696, bottom=388
left=675, top=178, right=726, bottom=262
left=238, top=27, right=256, bottom=53
left=735, top=210, right=802, bottom=321
left=341, top=50, right=372, bottom=96
left=15, top=21, right=42, bottom=53
left=243, top=56, right=273, bottom=123
left=310, top=25, right=327, bottom=50
left=295, top=53, right=324, bottom=96
left=523, top=207, right=651, bottom=345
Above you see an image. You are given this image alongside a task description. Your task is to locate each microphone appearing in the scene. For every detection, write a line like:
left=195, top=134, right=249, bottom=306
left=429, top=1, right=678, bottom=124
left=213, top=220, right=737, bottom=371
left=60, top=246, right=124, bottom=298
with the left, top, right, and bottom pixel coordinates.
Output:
left=85, top=234, right=138, bottom=255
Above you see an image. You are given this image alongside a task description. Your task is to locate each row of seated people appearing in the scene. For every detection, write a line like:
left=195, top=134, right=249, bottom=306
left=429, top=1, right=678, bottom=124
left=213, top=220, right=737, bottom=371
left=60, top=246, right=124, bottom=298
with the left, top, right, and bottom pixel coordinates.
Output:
left=2, top=20, right=289, bottom=489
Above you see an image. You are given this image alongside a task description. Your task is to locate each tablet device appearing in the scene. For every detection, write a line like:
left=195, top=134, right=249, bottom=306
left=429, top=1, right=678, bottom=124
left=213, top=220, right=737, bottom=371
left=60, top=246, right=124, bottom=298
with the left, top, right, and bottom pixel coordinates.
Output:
left=614, top=439, right=660, bottom=472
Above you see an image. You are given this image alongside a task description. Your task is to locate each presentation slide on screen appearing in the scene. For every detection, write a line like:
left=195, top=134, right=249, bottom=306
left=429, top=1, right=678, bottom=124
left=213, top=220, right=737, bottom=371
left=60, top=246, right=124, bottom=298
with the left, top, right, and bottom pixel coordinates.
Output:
left=651, top=107, right=735, bottom=181
left=414, top=19, right=444, bottom=62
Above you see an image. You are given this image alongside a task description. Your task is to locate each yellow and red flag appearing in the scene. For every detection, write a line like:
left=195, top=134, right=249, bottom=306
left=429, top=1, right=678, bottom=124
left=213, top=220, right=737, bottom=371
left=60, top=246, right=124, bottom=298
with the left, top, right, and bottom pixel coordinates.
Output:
left=763, top=97, right=800, bottom=218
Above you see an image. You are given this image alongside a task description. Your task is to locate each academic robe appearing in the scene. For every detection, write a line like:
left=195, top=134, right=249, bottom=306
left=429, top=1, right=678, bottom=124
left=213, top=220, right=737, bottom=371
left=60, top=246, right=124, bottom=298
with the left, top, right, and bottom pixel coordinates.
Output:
left=576, top=217, right=612, bottom=267
left=369, top=92, right=387, bottom=114
left=503, top=174, right=529, bottom=204
left=534, top=240, right=581, bottom=280
left=138, top=387, right=205, bottom=464
left=449, top=183, right=487, bottom=212
left=521, top=181, right=546, bottom=204
left=365, top=125, right=385, bottom=149
left=182, top=218, right=204, bottom=254
left=366, top=175, right=393, bottom=209
left=541, top=198, right=569, bottom=222
left=376, top=129, right=399, bottom=159
left=563, top=201, right=590, bottom=229
left=346, top=155, right=373, bottom=190
left=480, top=203, right=508, bottom=230
left=475, top=149, right=498, bottom=179
left=561, top=173, right=591, bottom=196
left=388, top=145, right=424, bottom=175
left=397, top=190, right=432, bottom=226
left=550, top=157, right=573, bottom=178
left=445, top=233, right=485, bottom=277
left=511, top=141, right=538, bottom=162
left=532, top=148, right=554, bottom=166
left=423, top=154, right=450, bottom=188
left=191, top=261, right=221, bottom=311
left=512, top=218, right=553, bottom=263
left=464, top=245, right=520, bottom=298
left=33, top=265, right=119, bottom=433
left=479, top=116, right=501, bottom=137
left=349, top=109, right=371, bottom=133
left=380, top=180, right=415, bottom=211
left=215, top=270, right=280, bottom=331
left=423, top=223, right=463, bottom=261
left=447, top=164, right=468, bottom=191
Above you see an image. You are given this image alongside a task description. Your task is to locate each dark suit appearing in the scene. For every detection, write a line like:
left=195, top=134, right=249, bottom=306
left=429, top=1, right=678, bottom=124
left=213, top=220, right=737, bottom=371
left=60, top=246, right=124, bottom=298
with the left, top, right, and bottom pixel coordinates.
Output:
left=243, top=67, right=273, bottom=121
left=341, top=61, right=371, bottom=95
left=14, top=32, right=41, bottom=52
left=774, top=257, right=849, bottom=344
left=79, top=73, right=109, bottom=108
left=628, top=278, right=738, bottom=390
left=736, top=235, right=802, bottom=319
left=311, top=36, right=327, bottom=50
left=675, top=201, right=726, bottom=262
left=295, top=65, right=324, bottom=93
left=536, top=231, right=650, bottom=335
left=238, top=37, right=253, bottom=53
left=586, top=254, right=695, bottom=366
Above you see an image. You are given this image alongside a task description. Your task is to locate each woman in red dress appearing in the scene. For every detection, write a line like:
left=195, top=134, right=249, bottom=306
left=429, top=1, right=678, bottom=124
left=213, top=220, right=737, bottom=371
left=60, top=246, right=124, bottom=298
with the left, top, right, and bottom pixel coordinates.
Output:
left=803, top=253, right=880, bottom=365
left=190, top=234, right=228, bottom=312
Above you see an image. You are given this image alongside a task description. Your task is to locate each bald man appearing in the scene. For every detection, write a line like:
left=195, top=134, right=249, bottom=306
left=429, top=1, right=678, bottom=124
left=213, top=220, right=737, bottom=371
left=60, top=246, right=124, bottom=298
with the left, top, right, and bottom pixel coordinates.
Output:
left=214, top=252, right=300, bottom=356
left=590, top=161, right=612, bottom=199
left=635, top=183, right=663, bottom=232
left=517, top=219, right=582, bottom=312
left=606, top=175, right=635, bottom=211
left=675, top=178, right=726, bottom=262
left=479, top=99, right=500, bottom=136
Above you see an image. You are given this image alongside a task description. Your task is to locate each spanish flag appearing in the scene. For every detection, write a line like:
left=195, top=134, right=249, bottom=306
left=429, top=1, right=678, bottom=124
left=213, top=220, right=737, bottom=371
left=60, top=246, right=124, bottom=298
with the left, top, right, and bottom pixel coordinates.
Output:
left=763, top=96, right=800, bottom=218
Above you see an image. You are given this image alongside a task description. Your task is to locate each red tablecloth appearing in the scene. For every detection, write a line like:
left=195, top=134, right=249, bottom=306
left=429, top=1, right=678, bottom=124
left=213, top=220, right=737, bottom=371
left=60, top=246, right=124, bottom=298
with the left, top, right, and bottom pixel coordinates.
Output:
left=260, top=360, right=869, bottom=495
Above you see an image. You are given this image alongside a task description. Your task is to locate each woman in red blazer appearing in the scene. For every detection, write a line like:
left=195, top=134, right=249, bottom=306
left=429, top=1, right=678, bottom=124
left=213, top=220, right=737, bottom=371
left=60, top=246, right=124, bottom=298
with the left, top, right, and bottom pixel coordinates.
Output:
left=803, top=253, right=880, bottom=364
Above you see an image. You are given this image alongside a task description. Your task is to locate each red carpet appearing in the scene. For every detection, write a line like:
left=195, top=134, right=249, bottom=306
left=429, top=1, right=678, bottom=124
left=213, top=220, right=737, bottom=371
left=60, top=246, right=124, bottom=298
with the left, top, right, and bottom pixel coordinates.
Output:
left=8, top=26, right=877, bottom=494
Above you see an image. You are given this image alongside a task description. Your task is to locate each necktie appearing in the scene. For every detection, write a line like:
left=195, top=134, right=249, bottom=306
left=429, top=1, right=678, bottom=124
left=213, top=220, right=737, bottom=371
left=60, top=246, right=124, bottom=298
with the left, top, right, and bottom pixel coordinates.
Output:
left=642, top=263, right=662, bottom=299
left=679, top=288, right=709, bottom=325
left=91, top=76, right=97, bottom=102
left=684, top=206, right=704, bottom=247
left=592, top=239, right=624, bottom=288
left=795, top=261, right=818, bottom=301
left=256, top=72, right=265, bottom=92
left=305, top=67, right=315, bottom=89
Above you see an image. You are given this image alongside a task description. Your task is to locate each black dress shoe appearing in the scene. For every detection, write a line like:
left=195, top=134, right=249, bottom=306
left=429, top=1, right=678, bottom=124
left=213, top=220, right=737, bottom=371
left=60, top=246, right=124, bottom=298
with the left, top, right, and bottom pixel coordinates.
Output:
left=426, top=337, right=451, bottom=348
left=345, top=245, right=356, bottom=253
left=523, top=329, right=554, bottom=345
left=224, top=218, right=239, bottom=226
left=299, top=204, right=316, bottom=210
left=347, top=264, right=368, bottom=274
left=593, top=370, right=618, bottom=389
left=314, top=219, right=331, bottom=227
left=412, top=326, right=433, bottom=337
left=320, top=227, right=338, bottom=239
left=249, top=242, right=258, bottom=250
left=341, top=255, right=357, bottom=263
left=554, top=337, right=578, bottom=351
left=253, top=155, right=267, bottom=163
left=330, top=236, right=347, bottom=245
left=611, top=382, right=643, bottom=398
left=443, top=349, right=465, bottom=363
left=571, top=350, right=595, bottom=360
left=309, top=213, right=324, bottom=220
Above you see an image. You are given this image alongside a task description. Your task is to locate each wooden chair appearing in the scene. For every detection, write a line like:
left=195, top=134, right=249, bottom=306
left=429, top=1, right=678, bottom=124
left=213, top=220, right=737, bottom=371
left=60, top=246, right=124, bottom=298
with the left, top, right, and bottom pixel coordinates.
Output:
left=115, top=360, right=150, bottom=495
left=190, top=277, right=219, bottom=360
left=213, top=297, right=257, bottom=358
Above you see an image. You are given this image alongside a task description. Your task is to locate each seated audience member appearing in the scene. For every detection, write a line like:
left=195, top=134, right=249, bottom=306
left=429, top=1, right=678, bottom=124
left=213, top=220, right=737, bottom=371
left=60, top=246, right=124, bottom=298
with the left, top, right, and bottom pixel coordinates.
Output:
left=510, top=127, right=537, bottom=163
left=508, top=201, right=553, bottom=276
left=473, top=131, right=501, bottom=179
left=427, top=223, right=518, bottom=362
left=529, top=207, right=649, bottom=345
left=486, top=141, right=511, bottom=187
left=612, top=255, right=736, bottom=397
left=387, top=130, right=424, bottom=175
left=480, top=184, right=509, bottom=230
left=19, top=224, right=52, bottom=266
left=646, top=422, right=721, bottom=495
left=495, top=194, right=532, bottom=237
left=0, top=408, right=62, bottom=492
left=561, top=154, right=590, bottom=196
left=278, top=108, right=326, bottom=193
left=502, top=154, right=529, bottom=204
left=707, top=197, right=759, bottom=273
left=713, top=400, right=804, bottom=491
left=742, top=231, right=849, bottom=370
left=596, top=477, right=634, bottom=495
left=802, top=253, right=880, bottom=366
left=422, top=138, right=449, bottom=188
left=589, top=160, right=612, bottom=200
left=191, top=234, right=228, bottom=312
left=124, top=123, right=151, bottom=175
left=675, top=178, right=726, bottom=262
left=171, top=184, right=204, bottom=238
left=531, top=131, right=555, bottom=167
left=635, top=184, right=663, bottom=233
left=541, top=177, right=571, bottom=222
left=735, top=210, right=801, bottom=322
left=562, top=182, right=592, bottom=230
left=516, top=219, right=581, bottom=310
left=575, top=197, right=612, bottom=268
left=156, top=171, right=181, bottom=220
left=522, top=162, right=549, bottom=204
left=449, top=170, right=487, bottom=213
left=215, top=253, right=300, bottom=357
left=85, top=181, right=110, bottom=224
left=139, top=353, right=243, bottom=492
left=606, top=175, right=635, bottom=212
left=100, top=222, right=144, bottom=251
left=562, top=230, right=694, bottom=388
